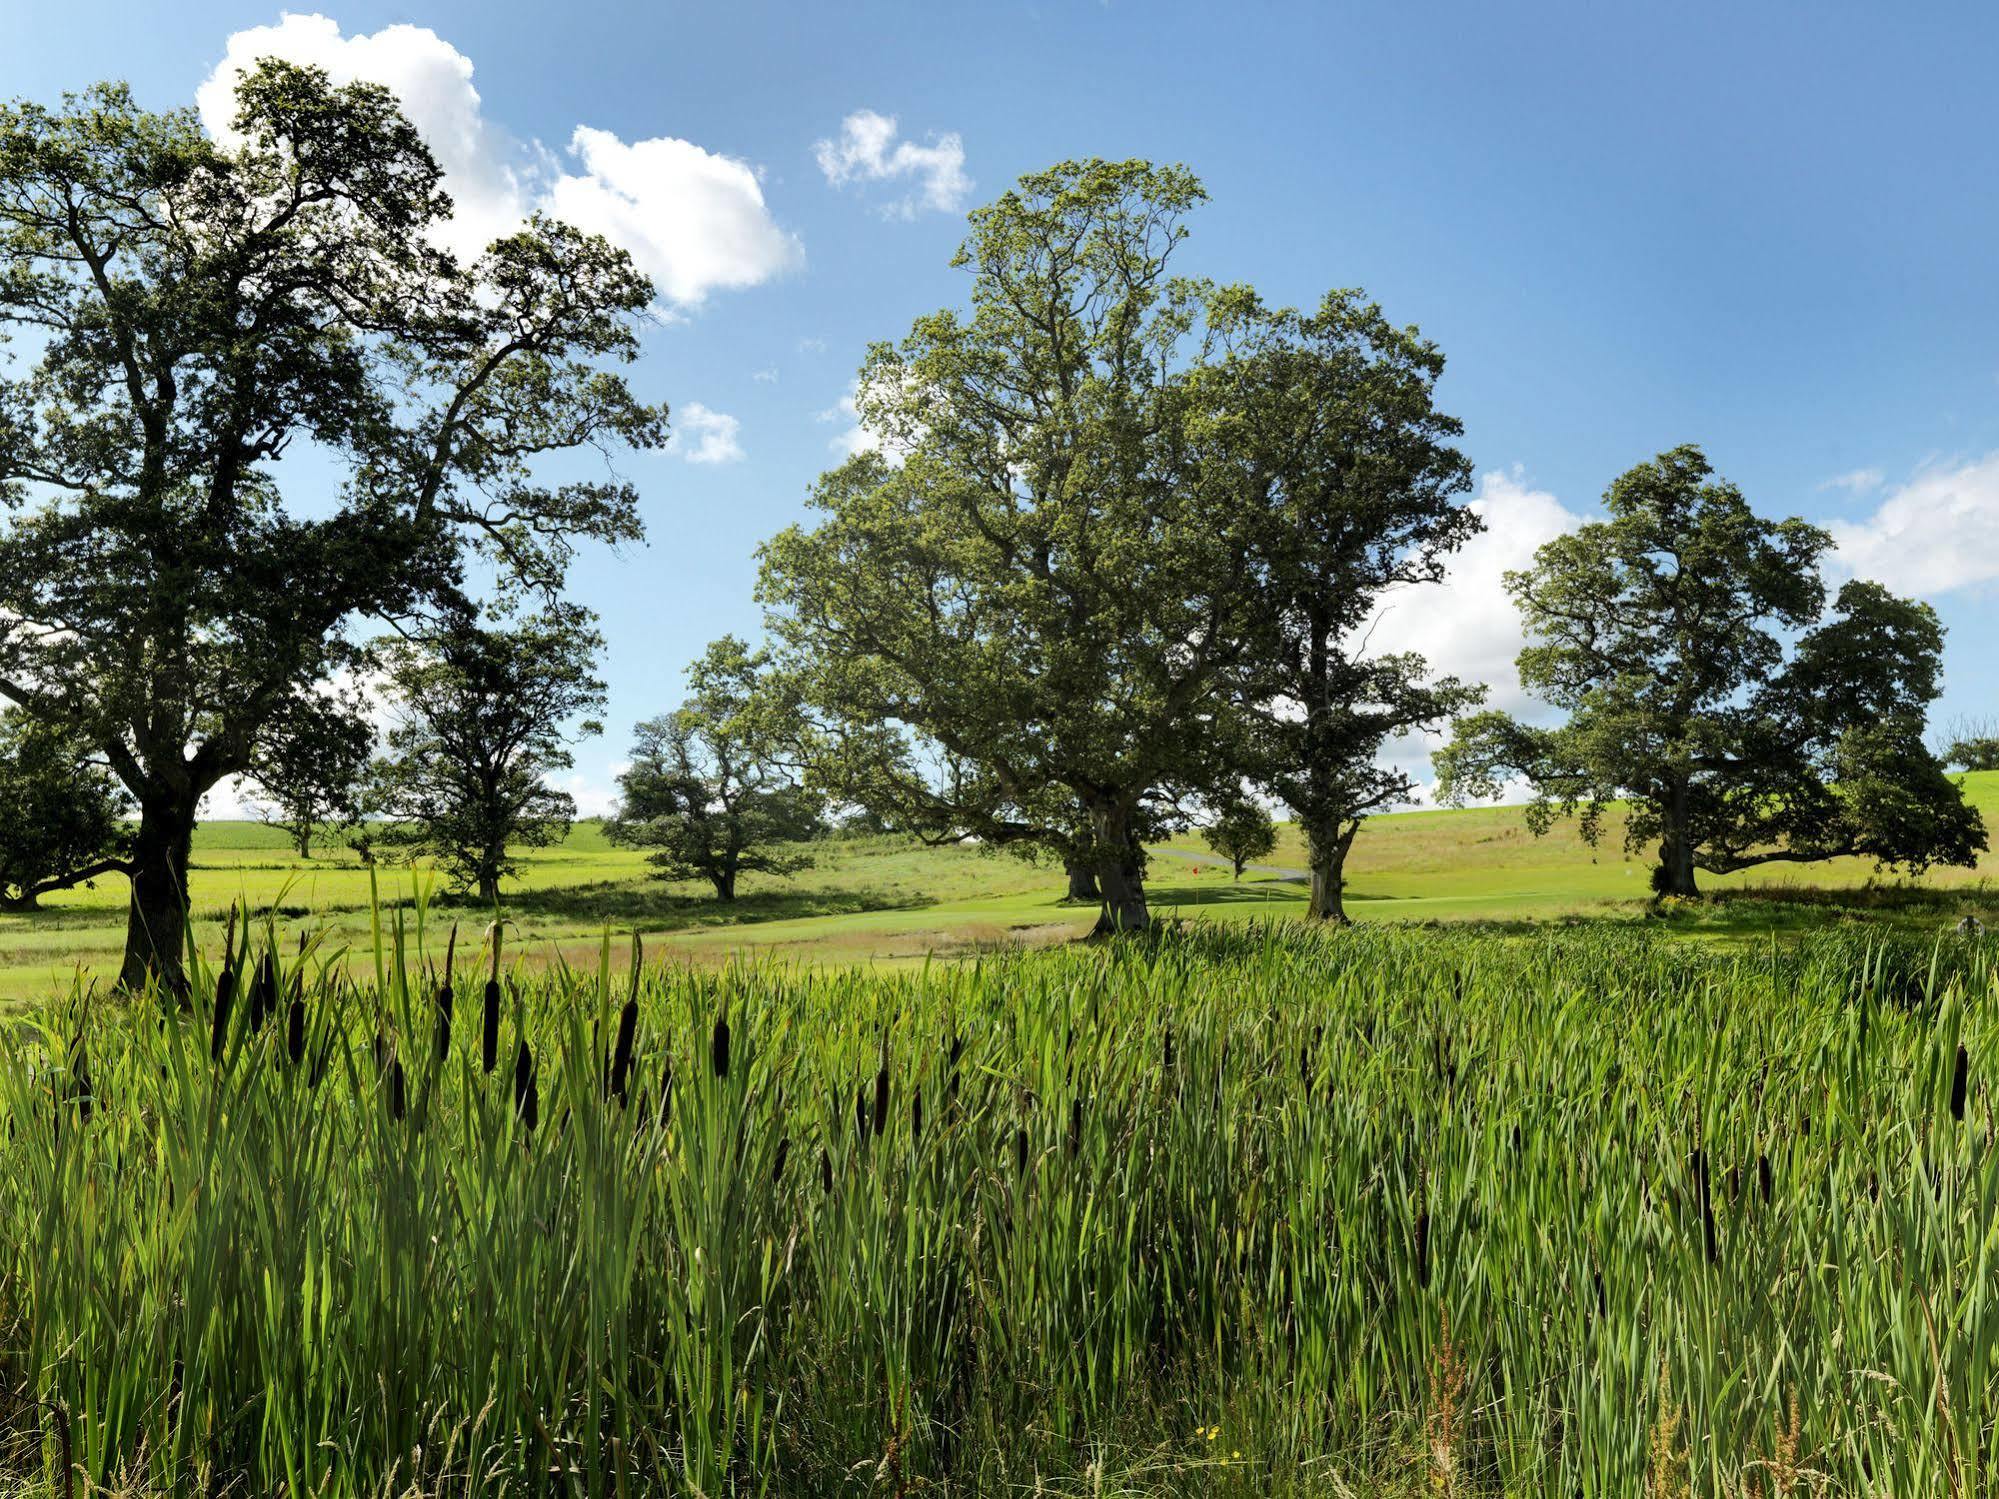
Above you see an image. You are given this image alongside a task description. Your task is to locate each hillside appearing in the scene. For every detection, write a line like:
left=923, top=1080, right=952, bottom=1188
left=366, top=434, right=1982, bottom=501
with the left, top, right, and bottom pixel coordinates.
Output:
left=1, top=772, right=1994, bottom=999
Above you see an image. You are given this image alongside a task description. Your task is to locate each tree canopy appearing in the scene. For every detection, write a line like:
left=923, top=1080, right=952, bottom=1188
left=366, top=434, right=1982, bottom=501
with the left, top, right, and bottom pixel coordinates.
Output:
left=1195, top=289, right=1482, bottom=919
left=1200, top=799, right=1277, bottom=880
left=760, top=159, right=1485, bottom=934
left=0, top=714, right=128, bottom=911
left=1436, top=445, right=1984, bottom=895
left=244, top=687, right=373, bottom=858
left=608, top=636, right=821, bottom=901
left=0, top=63, right=664, bottom=988
left=372, top=607, right=605, bottom=904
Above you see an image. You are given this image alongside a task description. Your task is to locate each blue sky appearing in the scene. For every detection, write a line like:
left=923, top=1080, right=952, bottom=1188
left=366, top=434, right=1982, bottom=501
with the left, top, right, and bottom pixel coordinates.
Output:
left=8, top=1, right=1999, bottom=813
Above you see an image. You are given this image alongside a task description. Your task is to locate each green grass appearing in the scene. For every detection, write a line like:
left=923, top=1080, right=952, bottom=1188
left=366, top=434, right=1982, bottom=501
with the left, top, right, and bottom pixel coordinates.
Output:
left=4, top=772, right=1996, bottom=1001
left=6, top=918, right=1999, bottom=1493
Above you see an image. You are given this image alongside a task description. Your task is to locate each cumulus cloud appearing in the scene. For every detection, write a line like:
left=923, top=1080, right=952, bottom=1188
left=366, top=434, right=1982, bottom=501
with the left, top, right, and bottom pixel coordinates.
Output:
left=543, top=129, right=801, bottom=305
left=1350, top=469, right=1587, bottom=807
left=1828, top=453, right=1999, bottom=595
left=1364, top=468, right=1587, bottom=716
left=562, top=770, right=623, bottom=819
left=198, top=14, right=799, bottom=305
left=814, top=109, right=970, bottom=217
left=669, top=402, right=745, bottom=465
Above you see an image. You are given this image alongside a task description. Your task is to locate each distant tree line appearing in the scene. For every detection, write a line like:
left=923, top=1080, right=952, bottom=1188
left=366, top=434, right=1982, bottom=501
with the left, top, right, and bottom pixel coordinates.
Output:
left=0, top=70, right=1986, bottom=978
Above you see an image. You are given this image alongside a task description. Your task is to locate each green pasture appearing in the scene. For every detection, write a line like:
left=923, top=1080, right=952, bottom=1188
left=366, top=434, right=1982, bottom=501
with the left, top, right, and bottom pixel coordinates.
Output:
left=2, top=771, right=1995, bottom=1001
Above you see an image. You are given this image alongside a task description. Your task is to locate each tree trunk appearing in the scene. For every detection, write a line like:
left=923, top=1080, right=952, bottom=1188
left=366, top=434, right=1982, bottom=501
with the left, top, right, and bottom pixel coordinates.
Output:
left=295, top=827, right=313, bottom=860
left=119, top=798, right=196, bottom=996
left=1656, top=779, right=1700, bottom=898
left=1306, top=822, right=1357, bottom=923
left=1232, top=855, right=1246, bottom=881
left=1063, top=857, right=1100, bottom=904
left=1087, top=803, right=1150, bottom=935
left=1, top=893, right=38, bottom=913
left=711, top=869, right=737, bottom=901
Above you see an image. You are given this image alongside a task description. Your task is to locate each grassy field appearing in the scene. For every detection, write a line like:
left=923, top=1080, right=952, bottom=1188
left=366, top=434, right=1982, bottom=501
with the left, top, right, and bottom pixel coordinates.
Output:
left=6, top=921, right=1998, bottom=1493
left=2, top=770, right=1995, bottom=1000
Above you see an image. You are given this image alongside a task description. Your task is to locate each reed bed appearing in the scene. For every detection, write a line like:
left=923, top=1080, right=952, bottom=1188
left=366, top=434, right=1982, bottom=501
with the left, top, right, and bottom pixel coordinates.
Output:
left=1, top=913, right=1996, bottom=1495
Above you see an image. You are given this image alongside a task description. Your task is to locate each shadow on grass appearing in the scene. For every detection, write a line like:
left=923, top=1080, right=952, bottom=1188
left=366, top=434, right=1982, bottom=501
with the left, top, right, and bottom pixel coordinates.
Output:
left=455, top=878, right=942, bottom=930
left=1147, top=879, right=1307, bottom=908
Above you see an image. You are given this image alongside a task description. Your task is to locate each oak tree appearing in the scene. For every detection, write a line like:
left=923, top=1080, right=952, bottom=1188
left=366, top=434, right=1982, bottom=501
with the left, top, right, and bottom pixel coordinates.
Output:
left=0, top=64, right=663, bottom=989
left=1436, top=446, right=1983, bottom=895
left=1200, top=799, right=1277, bottom=880
left=0, top=715, right=129, bottom=911
left=243, top=687, right=372, bottom=858
left=372, top=607, right=606, bottom=904
left=1198, top=290, right=1482, bottom=919
left=608, top=636, right=820, bottom=901
left=761, top=161, right=1279, bottom=933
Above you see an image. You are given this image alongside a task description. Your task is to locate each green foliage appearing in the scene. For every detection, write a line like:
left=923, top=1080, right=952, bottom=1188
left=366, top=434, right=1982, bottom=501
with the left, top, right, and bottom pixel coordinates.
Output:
left=0, top=714, right=128, bottom=910
left=7, top=920, right=1999, bottom=1493
left=372, top=607, right=605, bottom=901
left=1200, top=799, right=1277, bottom=877
left=1185, top=290, right=1482, bottom=918
left=761, top=162, right=1483, bottom=937
left=0, top=63, right=664, bottom=988
left=760, top=160, right=1234, bottom=936
left=243, top=687, right=373, bottom=858
left=1437, top=445, right=1983, bottom=895
left=607, top=636, right=821, bottom=901
left=1946, top=735, right=1999, bottom=773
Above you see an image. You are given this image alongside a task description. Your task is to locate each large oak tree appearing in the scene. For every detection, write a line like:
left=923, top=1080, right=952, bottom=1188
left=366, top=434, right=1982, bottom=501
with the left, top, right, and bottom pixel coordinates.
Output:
left=0, top=65, right=663, bottom=988
left=1196, top=290, right=1483, bottom=920
left=761, top=160, right=1329, bottom=932
left=1436, top=445, right=1984, bottom=895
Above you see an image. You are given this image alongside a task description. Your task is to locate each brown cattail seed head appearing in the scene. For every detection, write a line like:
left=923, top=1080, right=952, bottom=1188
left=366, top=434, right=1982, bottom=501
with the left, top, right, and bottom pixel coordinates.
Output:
left=514, top=1040, right=538, bottom=1130
left=610, top=999, right=638, bottom=1104
left=481, top=979, right=501, bottom=1075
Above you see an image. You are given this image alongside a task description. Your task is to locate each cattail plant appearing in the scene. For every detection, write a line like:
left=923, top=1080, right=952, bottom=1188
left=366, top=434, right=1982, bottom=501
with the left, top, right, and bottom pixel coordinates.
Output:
left=250, top=954, right=276, bottom=1034
left=434, top=924, right=457, bottom=1063
left=514, top=1039, right=539, bottom=1132
left=609, top=936, right=641, bottom=1105
left=211, top=910, right=239, bottom=1064
left=482, top=923, right=503, bottom=1076
left=712, top=1011, right=731, bottom=1080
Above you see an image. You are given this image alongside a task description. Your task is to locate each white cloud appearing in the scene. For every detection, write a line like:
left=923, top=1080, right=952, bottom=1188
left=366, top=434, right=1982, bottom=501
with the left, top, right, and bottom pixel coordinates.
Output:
left=818, top=385, right=878, bottom=459
left=198, top=15, right=527, bottom=262
left=1829, top=452, right=1999, bottom=595
left=543, top=129, right=802, bottom=306
left=1364, top=468, right=1588, bottom=716
left=199, top=14, right=799, bottom=305
left=561, top=771, right=622, bottom=819
left=669, top=402, right=744, bottom=465
left=1820, top=466, right=1884, bottom=495
left=1351, top=469, right=1587, bottom=809
left=814, top=109, right=970, bottom=217
left=752, top=367, right=779, bottom=384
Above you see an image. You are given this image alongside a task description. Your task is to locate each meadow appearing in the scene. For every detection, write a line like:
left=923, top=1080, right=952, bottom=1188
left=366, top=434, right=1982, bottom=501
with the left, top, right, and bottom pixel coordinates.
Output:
left=4, top=917, right=1998, bottom=1494
left=2, top=768, right=1996, bottom=1004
